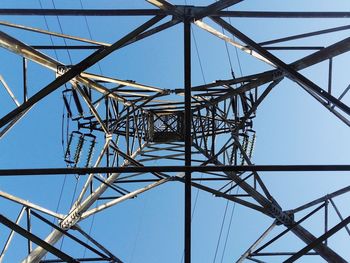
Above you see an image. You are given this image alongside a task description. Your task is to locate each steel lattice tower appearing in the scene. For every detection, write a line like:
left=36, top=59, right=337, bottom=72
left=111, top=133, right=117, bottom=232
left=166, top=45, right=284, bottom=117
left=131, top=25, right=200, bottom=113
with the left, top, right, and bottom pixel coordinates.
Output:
left=0, top=1, right=350, bottom=262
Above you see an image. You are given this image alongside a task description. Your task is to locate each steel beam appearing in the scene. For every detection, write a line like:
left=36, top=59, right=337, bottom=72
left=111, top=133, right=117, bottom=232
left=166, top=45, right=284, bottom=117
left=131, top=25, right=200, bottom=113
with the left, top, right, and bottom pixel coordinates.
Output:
left=0, top=75, right=20, bottom=106
left=237, top=222, right=276, bottom=263
left=0, top=9, right=167, bottom=16
left=195, top=0, right=243, bottom=19
left=23, top=143, right=147, bottom=262
left=0, top=15, right=164, bottom=129
left=211, top=17, right=350, bottom=117
left=217, top=11, right=350, bottom=18
left=0, top=190, right=64, bottom=219
left=185, top=180, right=267, bottom=215
left=259, top=24, right=350, bottom=46
left=0, top=21, right=109, bottom=46
left=329, top=199, right=350, bottom=237
left=0, top=214, right=78, bottom=263
left=184, top=18, right=192, bottom=263
left=189, top=35, right=350, bottom=93
left=81, top=177, right=171, bottom=219
left=1, top=9, right=349, bottom=18
left=194, top=20, right=275, bottom=66
left=0, top=208, right=25, bottom=262
left=29, top=210, right=115, bottom=262
left=74, top=226, right=120, bottom=263
left=193, top=143, right=347, bottom=262
left=0, top=165, right=350, bottom=176
left=0, top=31, right=127, bottom=105
left=290, top=185, right=350, bottom=214
left=1, top=3, right=350, bottom=262
left=252, top=203, right=326, bottom=256
left=284, top=214, right=350, bottom=262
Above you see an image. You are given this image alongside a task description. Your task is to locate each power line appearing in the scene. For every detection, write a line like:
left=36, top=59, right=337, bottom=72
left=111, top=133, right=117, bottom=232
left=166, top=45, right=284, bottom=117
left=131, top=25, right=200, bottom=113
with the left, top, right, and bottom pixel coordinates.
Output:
left=213, top=198, right=230, bottom=263
left=50, top=0, right=73, bottom=64
left=220, top=187, right=239, bottom=263
left=78, top=0, right=104, bottom=76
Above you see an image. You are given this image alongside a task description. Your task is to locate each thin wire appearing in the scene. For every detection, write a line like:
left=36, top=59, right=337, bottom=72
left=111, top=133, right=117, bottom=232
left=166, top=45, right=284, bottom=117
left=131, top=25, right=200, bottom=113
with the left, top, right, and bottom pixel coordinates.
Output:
left=217, top=13, right=242, bottom=263
left=61, top=103, right=65, bottom=153
left=47, top=0, right=74, bottom=165
left=129, top=198, right=148, bottom=263
left=212, top=0, right=235, bottom=78
left=82, top=201, right=98, bottom=258
left=180, top=172, right=204, bottom=263
left=232, top=35, right=243, bottom=78
left=219, top=187, right=239, bottom=263
left=59, top=176, right=80, bottom=250
left=78, top=0, right=104, bottom=75
left=74, top=2, right=104, bottom=258
left=38, top=0, right=59, bottom=60
left=38, top=0, right=66, bottom=155
left=38, top=0, right=72, bottom=161
left=50, top=0, right=73, bottom=64
left=213, top=198, right=230, bottom=263
left=221, top=27, right=235, bottom=78
left=228, top=17, right=243, bottom=77
left=37, top=0, right=68, bottom=221
left=192, top=30, right=206, bottom=84
left=54, top=176, right=67, bottom=216
left=40, top=0, right=78, bottom=252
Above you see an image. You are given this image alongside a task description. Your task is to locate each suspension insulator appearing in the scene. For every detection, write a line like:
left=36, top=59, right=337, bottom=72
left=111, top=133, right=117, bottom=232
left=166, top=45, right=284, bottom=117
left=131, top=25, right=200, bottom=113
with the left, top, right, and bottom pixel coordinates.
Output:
left=248, top=133, right=256, bottom=159
left=73, top=133, right=85, bottom=166
left=240, top=135, right=249, bottom=165
left=230, top=147, right=236, bottom=165
left=62, top=88, right=84, bottom=121
left=62, top=90, right=73, bottom=119
left=64, top=132, right=74, bottom=164
left=84, top=134, right=96, bottom=167
left=71, top=87, right=84, bottom=120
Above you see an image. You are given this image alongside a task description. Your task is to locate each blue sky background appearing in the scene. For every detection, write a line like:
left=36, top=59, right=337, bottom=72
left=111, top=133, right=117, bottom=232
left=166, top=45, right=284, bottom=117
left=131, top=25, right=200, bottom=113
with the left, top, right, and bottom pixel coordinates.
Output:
left=0, top=0, right=350, bottom=262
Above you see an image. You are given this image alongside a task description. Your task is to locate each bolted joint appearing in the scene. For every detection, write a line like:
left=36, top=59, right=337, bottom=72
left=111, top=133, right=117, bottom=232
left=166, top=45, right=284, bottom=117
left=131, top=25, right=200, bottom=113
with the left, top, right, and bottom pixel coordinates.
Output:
left=268, top=204, right=294, bottom=226
left=276, top=210, right=295, bottom=226
left=272, top=69, right=284, bottom=80
left=105, top=133, right=113, bottom=140
left=60, top=210, right=81, bottom=230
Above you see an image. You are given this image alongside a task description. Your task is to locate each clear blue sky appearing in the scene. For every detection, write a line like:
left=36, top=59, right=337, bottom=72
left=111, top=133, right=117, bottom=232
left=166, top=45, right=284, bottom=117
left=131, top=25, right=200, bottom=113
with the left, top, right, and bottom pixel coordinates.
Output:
left=0, top=0, right=350, bottom=262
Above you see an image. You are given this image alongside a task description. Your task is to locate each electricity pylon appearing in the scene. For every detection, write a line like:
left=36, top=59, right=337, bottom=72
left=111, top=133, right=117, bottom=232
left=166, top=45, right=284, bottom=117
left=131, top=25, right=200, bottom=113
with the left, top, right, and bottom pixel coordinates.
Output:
left=0, top=1, right=350, bottom=262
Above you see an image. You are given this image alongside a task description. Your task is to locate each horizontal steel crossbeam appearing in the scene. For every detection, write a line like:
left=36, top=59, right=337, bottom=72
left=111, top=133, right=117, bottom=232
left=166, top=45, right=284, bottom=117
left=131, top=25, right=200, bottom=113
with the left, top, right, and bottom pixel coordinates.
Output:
left=0, top=165, right=349, bottom=176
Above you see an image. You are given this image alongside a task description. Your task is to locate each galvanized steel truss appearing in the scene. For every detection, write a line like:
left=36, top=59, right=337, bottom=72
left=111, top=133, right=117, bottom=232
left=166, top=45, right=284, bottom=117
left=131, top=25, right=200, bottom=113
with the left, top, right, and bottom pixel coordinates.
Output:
left=0, top=0, right=350, bottom=262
